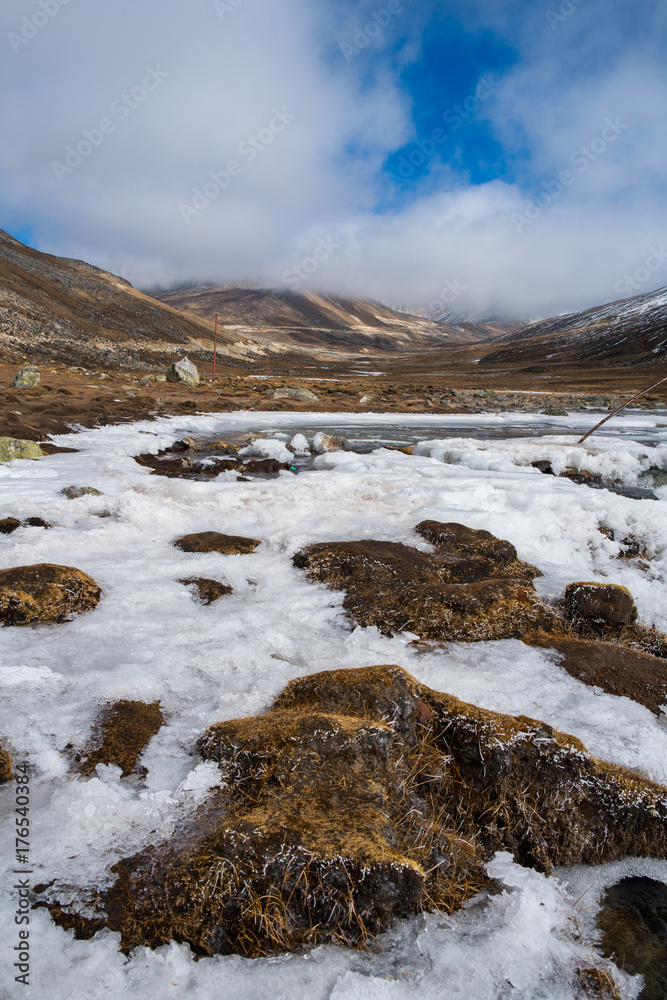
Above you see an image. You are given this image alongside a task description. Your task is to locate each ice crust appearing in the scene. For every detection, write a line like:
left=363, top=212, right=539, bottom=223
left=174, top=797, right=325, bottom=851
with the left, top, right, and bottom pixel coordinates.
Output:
left=1, top=409, right=665, bottom=999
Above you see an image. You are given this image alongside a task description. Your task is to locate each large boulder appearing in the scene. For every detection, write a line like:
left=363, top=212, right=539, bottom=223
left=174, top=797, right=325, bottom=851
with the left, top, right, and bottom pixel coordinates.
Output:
left=10, top=365, right=40, bottom=388
left=44, top=665, right=667, bottom=958
left=293, top=538, right=560, bottom=641
left=0, top=564, right=102, bottom=626
left=270, top=387, right=318, bottom=402
left=174, top=532, right=260, bottom=555
left=165, top=357, right=199, bottom=386
left=311, top=432, right=350, bottom=454
left=0, top=438, right=44, bottom=461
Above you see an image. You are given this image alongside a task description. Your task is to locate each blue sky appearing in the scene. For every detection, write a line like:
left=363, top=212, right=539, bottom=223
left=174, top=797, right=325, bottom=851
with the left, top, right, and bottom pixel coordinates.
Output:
left=1, top=0, right=666, bottom=318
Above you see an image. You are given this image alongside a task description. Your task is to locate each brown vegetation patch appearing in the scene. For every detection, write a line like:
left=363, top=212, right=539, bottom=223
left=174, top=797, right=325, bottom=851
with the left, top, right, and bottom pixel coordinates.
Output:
left=293, top=537, right=561, bottom=642
left=174, top=531, right=261, bottom=555
left=69, top=700, right=164, bottom=778
left=0, top=744, right=12, bottom=783
left=46, top=665, right=667, bottom=958
left=179, top=577, right=233, bottom=604
left=597, top=876, right=667, bottom=999
left=532, top=635, right=667, bottom=717
left=415, top=519, right=540, bottom=580
left=0, top=563, right=101, bottom=626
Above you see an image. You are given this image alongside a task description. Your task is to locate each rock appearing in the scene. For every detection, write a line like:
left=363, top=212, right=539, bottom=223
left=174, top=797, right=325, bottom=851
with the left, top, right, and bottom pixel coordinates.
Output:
left=0, top=438, right=44, bottom=462
left=46, top=665, right=667, bottom=958
left=68, top=700, right=164, bottom=778
left=23, top=517, right=51, bottom=529
left=0, top=564, right=102, bottom=626
left=139, top=376, right=153, bottom=385
left=531, top=460, right=555, bottom=475
left=165, top=357, right=199, bottom=386
left=598, top=876, right=667, bottom=1000
left=243, top=458, right=290, bottom=474
left=61, top=486, right=104, bottom=499
left=11, top=365, right=40, bottom=388
left=180, top=577, right=233, bottom=604
left=0, top=516, right=50, bottom=534
left=564, top=582, right=637, bottom=626
left=270, top=387, right=319, bottom=402
left=155, top=375, right=167, bottom=383
left=415, top=520, right=539, bottom=581
left=293, top=539, right=561, bottom=641
left=542, top=406, right=568, bottom=416
left=0, top=744, right=12, bottom=783
left=0, top=517, right=23, bottom=535
left=311, top=432, right=351, bottom=454
left=174, top=532, right=261, bottom=555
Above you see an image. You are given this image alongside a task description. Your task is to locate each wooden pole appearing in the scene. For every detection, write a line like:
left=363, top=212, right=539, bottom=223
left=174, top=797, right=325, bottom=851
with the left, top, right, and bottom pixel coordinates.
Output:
left=212, top=313, right=218, bottom=379
left=578, top=374, right=667, bottom=444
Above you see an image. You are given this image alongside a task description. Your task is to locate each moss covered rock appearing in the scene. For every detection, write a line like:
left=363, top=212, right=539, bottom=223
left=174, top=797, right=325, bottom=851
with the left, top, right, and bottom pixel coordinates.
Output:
left=45, top=665, right=667, bottom=958
left=166, top=357, right=199, bottom=386
left=0, top=438, right=44, bottom=462
left=10, top=365, right=40, bottom=388
left=0, top=564, right=101, bottom=626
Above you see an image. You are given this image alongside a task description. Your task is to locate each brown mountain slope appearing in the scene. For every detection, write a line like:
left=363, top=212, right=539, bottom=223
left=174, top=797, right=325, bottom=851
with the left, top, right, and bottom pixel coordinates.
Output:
left=0, top=230, right=224, bottom=369
left=476, top=286, right=667, bottom=369
left=154, top=285, right=504, bottom=356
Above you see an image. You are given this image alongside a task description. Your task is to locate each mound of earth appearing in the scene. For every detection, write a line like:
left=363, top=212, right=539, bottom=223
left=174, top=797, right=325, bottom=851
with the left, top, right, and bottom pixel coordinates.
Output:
left=42, top=665, right=667, bottom=958
left=174, top=532, right=261, bottom=555
left=293, top=526, right=560, bottom=642
left=0, top=564, right=102, bottom=626
left=180, top=577, right=233, bottom=604
left=67, top=700, right=164, bottom=778
left=0, top=744, right=11, bottom=783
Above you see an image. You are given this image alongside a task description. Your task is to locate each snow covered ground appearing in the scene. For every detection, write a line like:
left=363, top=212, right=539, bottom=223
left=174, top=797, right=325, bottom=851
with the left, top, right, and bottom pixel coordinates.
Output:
left=2, top=409, right=667, bottom=999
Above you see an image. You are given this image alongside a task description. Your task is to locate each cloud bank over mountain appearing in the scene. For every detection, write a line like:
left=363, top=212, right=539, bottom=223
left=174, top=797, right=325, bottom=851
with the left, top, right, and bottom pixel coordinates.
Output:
left=1, top=0, right=666, bottom=318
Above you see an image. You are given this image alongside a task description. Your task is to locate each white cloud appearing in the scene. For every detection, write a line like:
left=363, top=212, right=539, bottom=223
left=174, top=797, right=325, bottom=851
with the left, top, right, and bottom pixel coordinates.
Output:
left=1, top=0, right=665, bottom=318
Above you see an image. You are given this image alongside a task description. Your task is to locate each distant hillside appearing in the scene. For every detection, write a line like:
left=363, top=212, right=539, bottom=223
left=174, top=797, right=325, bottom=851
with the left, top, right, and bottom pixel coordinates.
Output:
left=154, top=285, right=505, bottom=355
left=478, top=286, right=667, bottom=368
left=0, top=230, right=223, bottom=369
